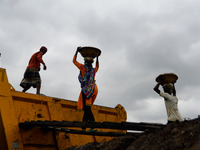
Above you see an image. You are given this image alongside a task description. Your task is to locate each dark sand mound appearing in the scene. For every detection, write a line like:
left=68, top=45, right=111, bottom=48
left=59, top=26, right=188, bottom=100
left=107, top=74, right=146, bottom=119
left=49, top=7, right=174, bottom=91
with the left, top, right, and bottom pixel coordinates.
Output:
left=67, top=118, right=200, bottom=150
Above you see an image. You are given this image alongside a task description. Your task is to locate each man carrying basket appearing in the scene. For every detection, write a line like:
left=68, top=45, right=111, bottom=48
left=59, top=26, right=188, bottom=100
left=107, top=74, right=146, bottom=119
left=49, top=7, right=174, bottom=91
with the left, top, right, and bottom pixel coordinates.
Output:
left=154, top=73, right=183, bottom=124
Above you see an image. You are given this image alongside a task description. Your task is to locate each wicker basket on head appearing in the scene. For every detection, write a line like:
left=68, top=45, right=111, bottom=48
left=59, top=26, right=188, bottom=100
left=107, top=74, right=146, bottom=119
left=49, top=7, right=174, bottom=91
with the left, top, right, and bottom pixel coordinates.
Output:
left=79, top=47, right=101, bottom=58
left=156, top=73, right=178, bottom=86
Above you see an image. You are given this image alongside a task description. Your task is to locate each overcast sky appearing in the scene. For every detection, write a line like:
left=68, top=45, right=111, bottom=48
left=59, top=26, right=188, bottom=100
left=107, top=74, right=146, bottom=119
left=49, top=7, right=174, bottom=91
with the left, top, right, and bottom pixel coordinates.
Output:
left=1, top=0, right=200, bottom=124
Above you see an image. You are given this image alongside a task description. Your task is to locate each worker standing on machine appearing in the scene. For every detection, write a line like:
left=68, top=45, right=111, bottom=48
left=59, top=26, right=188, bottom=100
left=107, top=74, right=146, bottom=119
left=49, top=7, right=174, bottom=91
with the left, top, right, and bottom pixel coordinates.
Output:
left=20, top=46, right=47, bottom=95
left=73, top=46, right=100, bottom=131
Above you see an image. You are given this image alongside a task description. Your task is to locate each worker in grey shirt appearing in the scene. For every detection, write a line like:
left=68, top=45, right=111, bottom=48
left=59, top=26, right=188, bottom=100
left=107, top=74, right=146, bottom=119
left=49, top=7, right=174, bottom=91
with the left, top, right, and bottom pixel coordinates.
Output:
left=154, top=82, right=183, bottom=124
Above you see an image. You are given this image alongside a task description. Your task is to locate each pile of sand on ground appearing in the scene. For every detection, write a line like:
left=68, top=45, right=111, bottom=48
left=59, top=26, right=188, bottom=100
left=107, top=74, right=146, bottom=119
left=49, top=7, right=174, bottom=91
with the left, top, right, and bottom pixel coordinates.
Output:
left=67, top=118, right=200, bottom=150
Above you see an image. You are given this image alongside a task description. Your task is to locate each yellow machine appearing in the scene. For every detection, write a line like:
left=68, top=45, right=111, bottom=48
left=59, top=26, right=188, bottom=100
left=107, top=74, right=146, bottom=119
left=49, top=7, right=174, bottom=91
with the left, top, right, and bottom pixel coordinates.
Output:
left=0, top=68, right=127, bottom=150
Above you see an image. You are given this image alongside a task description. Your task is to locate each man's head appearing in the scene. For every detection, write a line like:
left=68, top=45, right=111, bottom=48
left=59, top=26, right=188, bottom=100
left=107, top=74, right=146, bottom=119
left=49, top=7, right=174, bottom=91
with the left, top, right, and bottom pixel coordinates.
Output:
left=40, top=46, right=47, bottom=54
left=84, top=57, right=94, bottom=64
left=162, top=83, right=174, bottom=94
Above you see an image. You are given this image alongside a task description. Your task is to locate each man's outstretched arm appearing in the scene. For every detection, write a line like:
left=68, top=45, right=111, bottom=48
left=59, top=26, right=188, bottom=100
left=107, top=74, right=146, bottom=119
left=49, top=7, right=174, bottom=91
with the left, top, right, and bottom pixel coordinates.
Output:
left=154, top=83, right=161, bottom=94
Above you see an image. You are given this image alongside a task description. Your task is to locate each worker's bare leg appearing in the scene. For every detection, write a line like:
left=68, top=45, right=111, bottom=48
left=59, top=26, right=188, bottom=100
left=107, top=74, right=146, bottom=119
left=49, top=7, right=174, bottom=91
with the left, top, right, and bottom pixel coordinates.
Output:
left=36, top=83, right=41, bottom=95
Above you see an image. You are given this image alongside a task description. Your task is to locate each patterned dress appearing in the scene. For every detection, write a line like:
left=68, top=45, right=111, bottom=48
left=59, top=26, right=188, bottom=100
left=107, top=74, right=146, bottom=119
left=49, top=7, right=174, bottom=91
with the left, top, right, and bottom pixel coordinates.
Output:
left=73, top=56, right=99, bottom=110
left=20, top=51, right=45, bottom=88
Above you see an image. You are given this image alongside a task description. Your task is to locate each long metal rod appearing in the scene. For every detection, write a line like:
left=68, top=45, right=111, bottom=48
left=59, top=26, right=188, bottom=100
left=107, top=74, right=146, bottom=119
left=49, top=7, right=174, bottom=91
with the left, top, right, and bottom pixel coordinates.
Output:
left=47, top=126, right=128, bottom=137
left=19, top=120, right=165, bottom=131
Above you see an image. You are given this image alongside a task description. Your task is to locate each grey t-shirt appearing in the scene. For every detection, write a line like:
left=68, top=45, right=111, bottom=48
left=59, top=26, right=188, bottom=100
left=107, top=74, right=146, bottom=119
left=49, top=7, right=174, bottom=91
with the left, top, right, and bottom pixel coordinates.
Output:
left=160, top=91, right=183, bottom=122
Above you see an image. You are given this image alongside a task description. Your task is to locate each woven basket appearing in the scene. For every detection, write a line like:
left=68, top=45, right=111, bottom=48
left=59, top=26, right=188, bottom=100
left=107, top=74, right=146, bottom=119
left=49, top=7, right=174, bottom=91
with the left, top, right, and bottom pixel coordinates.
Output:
left=79, top=47, right=101, bottom=58
left=156, top=73, right=178, bottom=85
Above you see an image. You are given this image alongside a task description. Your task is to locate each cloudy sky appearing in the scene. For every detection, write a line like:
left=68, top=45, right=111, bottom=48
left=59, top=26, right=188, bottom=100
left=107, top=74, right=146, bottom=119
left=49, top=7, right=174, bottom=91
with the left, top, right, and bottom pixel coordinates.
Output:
left=1, top=0, right=200, bottom=124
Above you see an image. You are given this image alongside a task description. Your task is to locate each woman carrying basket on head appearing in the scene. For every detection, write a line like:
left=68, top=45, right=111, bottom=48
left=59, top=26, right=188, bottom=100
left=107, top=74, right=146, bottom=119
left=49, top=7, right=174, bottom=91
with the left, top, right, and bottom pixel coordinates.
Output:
left=73, top=47, right=100, bottom=127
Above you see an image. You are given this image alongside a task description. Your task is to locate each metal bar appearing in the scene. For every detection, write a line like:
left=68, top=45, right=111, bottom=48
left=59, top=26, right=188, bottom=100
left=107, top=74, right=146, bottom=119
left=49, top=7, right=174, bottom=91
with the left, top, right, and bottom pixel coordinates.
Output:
left=19, top=121, right=165, bottom=131
left=47, top=126, right=127, bottom=137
